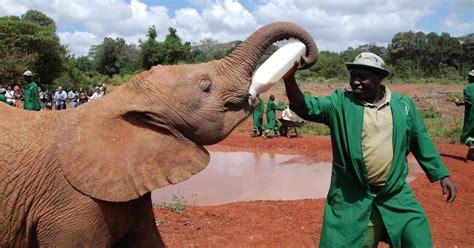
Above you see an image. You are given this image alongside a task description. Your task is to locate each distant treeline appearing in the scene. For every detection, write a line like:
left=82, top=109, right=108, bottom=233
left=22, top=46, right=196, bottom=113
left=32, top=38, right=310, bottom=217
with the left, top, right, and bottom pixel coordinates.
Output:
left=1, top=10, right=473, bottom=91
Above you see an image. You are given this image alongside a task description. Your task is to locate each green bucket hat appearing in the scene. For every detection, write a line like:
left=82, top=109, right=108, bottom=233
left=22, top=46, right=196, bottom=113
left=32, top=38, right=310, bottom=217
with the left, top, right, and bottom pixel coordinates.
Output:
left=346, top=52, right=390, bottom=78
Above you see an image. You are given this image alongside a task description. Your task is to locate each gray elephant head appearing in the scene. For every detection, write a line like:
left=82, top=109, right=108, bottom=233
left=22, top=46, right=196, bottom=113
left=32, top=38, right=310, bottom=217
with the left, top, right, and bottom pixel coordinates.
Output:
left=52, top=22, right=318, bottom=202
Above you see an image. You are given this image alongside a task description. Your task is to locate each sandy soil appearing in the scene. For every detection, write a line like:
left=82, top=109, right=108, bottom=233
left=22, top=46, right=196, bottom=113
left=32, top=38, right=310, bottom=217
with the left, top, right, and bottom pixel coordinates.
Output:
left=153, top=83, right=472, bottom=247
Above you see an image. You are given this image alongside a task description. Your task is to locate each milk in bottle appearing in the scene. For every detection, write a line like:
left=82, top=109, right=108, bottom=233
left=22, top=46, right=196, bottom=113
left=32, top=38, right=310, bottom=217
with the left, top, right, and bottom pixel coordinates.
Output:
left=249, top=38, right=306, bottom=96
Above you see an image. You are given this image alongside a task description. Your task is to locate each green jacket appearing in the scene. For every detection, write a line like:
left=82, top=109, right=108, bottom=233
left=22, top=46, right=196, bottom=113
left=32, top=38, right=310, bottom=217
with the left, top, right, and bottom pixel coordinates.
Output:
left=23, top=81, right=41, bottom=111
left=266, top=99, right=285, bottom=130
left=0, top=94, right=6, bottom=103
left=252, top=96, right=265, bottom=129
left=291, top=88, right=449, bottom=248
left=461, top=83, right=474, bottom=143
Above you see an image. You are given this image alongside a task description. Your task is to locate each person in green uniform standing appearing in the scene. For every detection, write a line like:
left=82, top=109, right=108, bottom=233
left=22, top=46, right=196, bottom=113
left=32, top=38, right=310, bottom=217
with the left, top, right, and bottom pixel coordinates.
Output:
left=455, top=70, right=474, bottom=160
left=262, top=94, right=285, bottom=139
left=251, top=94, right=265, bottom=137
left=0, top=86, right=7, bottom=104
left=283, top=52, right=457, bottom=247
left=22, top=70, right=41, bottom=111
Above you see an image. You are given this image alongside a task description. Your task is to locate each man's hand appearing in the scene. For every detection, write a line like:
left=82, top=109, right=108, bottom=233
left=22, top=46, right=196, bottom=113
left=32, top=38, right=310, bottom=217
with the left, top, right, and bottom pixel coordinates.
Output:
left=440, top=176, right=457, bottom=203
left=282, top=62, right=298, bottom=82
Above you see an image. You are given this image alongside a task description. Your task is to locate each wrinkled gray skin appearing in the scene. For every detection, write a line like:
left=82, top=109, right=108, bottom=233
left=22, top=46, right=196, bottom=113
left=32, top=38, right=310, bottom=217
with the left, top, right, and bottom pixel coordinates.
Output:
left=0, top=22, right=318, bottom=247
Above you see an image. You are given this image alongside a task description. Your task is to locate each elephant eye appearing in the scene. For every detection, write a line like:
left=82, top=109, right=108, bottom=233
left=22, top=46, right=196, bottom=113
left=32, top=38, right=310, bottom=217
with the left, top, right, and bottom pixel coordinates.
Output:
left=199, top=77, right=212, bottom=93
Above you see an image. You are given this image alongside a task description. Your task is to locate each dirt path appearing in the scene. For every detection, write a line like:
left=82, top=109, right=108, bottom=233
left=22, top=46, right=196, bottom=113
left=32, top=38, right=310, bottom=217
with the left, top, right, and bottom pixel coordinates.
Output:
left=154, top=133, right=473, bottom=247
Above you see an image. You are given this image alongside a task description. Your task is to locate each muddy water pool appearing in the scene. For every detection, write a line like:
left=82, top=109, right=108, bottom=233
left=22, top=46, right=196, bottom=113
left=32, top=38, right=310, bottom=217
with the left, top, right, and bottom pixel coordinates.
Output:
left=151, top=151, right=422, bottom=206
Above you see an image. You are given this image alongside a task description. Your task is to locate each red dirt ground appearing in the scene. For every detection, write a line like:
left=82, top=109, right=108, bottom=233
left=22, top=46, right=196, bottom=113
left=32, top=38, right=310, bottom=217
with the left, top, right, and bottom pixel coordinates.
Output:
left=154, top=131, right=473, bottom=247
left=153, top=83, right=472, bottom=247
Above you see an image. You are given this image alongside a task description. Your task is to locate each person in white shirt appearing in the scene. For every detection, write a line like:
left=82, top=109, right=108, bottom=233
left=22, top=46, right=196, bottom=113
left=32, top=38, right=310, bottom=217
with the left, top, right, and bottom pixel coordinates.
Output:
left=5, top=85, right=15, bottom=105
left=68, top=89, right=78, bottom=108
left=53, top=86, right=67, bottom=110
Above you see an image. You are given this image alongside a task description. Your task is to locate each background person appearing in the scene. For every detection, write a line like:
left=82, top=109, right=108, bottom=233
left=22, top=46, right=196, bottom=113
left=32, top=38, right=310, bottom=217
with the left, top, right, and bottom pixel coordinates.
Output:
left=78, top=87, right=88, bottom=106
left=283, top=52, right=456, bottom=247
left=0, top=86, right=7, bottom=104
left=88, top=87, right=102, bottom=101
left=13, top=85, right=23, bottom=109
left=455, top=69, right=474, bottom=160
left=53, top=86, right=67, bottom=110
left=22, top=70, right=41, bottom=111
left=251, top=94, right=265, bottom=137
left=5, top=85, right=15, bottom=106
left=262, top=94, right=285, bottom=139
left=68, top=88, right=78, bottom=108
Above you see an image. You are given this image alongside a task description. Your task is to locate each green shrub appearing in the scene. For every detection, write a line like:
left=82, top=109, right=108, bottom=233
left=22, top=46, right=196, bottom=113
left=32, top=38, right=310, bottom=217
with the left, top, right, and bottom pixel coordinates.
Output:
left=299, top=122, right=331, bottom=136
left=447, top=93, right=463, bottom=103
left=159, top=194, right=187, bottom=214
left=423, top=116, right=462, bottom=144
left=420, top=104, right=442, bottom=119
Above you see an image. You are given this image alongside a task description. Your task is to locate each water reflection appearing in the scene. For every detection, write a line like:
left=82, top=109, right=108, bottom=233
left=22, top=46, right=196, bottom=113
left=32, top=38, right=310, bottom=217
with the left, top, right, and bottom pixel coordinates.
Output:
left=151, top=152, right=422, bottom=206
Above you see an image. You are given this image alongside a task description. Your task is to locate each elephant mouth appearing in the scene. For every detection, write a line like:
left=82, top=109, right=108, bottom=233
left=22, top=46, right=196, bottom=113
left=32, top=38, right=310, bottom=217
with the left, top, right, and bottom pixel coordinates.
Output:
left=223, top=93, right=256, bottom=112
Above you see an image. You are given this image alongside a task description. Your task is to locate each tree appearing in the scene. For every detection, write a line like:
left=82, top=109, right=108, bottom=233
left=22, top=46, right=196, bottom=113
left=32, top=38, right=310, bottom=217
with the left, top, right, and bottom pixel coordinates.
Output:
left=162, top=27, right=192, bottom=64
left=0, top=10, right=65, bottom=85
left=139, top=26, right=165, bottom=69
left=460, top=34, right=474, bottom=75
left=90, top=37, right=139, bottom=76
left=139, top=26, right=192, bottom=69
left=388, top=31, right=462, bottom=77
left=21, top=10, right=56, bottom=32
left=310, top=51, right=346, bottom=79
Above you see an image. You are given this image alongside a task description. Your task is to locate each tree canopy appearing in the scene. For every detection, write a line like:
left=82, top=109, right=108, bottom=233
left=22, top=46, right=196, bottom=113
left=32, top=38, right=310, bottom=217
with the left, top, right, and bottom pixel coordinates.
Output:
left=1, top=9, right=473, bottom=91
left=0, top=10, right=64, bottom=85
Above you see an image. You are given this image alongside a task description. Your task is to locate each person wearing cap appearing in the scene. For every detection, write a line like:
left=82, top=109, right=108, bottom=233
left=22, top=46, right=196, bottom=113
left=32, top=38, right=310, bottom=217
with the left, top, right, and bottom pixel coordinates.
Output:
left=455, top=70, right=474, bottom=160
left=22, top=70, right=41, bottom=111
left=283, top=52, right=457, bottom=247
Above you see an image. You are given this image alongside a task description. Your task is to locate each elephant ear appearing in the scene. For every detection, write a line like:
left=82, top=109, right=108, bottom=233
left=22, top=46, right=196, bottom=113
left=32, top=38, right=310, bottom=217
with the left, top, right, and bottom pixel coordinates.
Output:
left=56, top=109, right=210, bottom=202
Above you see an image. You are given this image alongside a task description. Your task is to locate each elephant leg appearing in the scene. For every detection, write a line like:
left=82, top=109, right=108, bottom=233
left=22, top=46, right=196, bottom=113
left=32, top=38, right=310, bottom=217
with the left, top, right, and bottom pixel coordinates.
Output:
left=114, top=197, right=165, bottom=248
left=35, top=204, right=113, bottom=247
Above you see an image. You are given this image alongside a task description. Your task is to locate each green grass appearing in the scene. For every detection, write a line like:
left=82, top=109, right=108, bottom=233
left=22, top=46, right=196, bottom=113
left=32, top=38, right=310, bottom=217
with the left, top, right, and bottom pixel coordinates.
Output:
left=419, top=104, right=462, bottom=144
left=299, top=122, right=331, bottom=136
left=159, top=194, right=188, bottom=215
left=447, top=93, right=463, bottom=103
left=419, top=104, right=442, bottom=119
left=296, top=103, right=462, bottom=144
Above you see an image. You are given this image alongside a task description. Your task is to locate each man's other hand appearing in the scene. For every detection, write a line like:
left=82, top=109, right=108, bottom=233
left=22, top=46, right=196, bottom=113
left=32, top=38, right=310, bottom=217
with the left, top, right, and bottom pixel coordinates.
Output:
left=440, top=176, right=457, bottom=203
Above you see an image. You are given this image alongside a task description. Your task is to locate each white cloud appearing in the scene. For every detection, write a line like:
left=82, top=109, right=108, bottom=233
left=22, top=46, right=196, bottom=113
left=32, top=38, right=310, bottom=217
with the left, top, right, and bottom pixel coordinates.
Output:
left=0, top=0, right=28, bottom=16
left=253, top=0, right=433, bottom=51
left=450, top=0, right=474, bottom=10
left=442, top=14, right=474, bottom=36
left=58, top=31, right=100, bottom=57
left=1, top=0, right=473, bottom=56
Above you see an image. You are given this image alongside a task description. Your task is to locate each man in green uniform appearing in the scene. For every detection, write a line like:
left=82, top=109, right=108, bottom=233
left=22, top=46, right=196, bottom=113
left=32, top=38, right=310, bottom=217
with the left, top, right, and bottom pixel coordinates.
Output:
left=22, top=70, right=41, bottom=111
left=0, top=86, right=7, bottom=104
left=251, top=94, right=265, bottom=137
left=283, top=52, right=457, bottom=247
left=262, top=94, right=285, bottom=139
left=455, top=70, right=474, bottom=160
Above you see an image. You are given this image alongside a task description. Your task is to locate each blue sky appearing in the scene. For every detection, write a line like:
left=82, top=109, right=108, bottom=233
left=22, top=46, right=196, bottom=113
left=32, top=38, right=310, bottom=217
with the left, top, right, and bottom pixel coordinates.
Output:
left=1, top=0, right=472, bottom=56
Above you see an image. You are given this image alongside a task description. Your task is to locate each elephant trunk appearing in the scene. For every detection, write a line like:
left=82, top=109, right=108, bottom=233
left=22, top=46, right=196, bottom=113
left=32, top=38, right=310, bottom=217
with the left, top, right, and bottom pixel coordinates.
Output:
left=220, top=22, right=318, bottom=84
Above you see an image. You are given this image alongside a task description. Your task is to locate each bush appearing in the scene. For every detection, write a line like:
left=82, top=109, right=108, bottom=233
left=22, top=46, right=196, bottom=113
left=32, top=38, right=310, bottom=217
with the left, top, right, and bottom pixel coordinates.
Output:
left=420, top=104, right=442, bottom=119
left=299, top=122, right=331, bottom=136
left=423, top=116, right=462, bottom=144
left=159, top=194, right=187, bottom=215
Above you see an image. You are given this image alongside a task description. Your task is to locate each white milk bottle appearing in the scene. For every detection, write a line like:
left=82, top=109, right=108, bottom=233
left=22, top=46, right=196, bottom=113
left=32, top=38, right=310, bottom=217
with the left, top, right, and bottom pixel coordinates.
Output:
left=249, top=38, right=306, bottom=96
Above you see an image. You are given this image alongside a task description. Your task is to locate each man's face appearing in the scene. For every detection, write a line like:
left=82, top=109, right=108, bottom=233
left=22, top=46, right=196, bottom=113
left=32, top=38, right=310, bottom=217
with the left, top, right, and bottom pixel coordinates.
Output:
left=349, top=68, right=382, bottom=101
left=23, top=76, right=32, bottom=83
left=469, top=75, right=474, bottom=83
